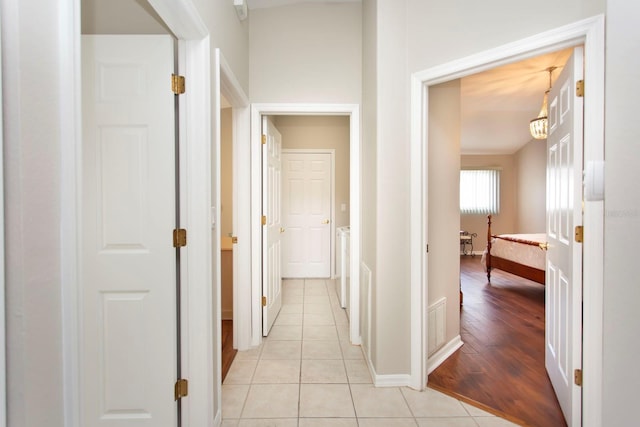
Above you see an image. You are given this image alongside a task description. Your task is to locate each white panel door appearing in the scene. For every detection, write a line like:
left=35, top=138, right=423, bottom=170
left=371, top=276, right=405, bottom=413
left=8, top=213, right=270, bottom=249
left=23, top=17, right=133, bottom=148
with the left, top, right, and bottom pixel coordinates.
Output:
left=81, top=35, right=176, bottom=426
left=546, top=47, right=584, bottom=427
left=281, top=152, right=332, bottom=278
left=262, top=117, right=283, bottom=335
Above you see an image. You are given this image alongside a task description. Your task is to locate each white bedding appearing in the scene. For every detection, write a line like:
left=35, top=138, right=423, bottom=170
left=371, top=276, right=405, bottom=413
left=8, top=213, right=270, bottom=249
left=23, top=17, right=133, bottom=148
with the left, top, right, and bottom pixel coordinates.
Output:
left=482, top=233, right=547, bottom=270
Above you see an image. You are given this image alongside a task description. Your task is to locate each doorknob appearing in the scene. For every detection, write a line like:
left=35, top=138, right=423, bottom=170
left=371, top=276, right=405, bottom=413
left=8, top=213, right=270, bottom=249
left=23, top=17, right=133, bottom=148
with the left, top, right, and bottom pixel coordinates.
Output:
left=280, top=227, right=285, bottom=233
left=321, top=219, right=330, bottom=224
left=539, top=242, right=549, bottom=251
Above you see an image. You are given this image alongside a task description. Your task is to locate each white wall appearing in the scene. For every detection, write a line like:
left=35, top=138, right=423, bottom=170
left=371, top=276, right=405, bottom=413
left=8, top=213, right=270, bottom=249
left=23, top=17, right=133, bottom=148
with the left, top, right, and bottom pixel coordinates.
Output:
left=248, top=2, right=362, bottom=104
left=2, top=0, right=66, bottom=425
left=515, top=139, right=546, bottom=233
left=602, top=0, right=640, bottom=423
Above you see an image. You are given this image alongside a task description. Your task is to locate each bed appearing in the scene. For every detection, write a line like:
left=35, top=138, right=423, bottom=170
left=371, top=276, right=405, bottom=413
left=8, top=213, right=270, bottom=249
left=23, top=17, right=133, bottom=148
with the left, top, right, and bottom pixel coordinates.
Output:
left=483, top=215, right=547, bottom=285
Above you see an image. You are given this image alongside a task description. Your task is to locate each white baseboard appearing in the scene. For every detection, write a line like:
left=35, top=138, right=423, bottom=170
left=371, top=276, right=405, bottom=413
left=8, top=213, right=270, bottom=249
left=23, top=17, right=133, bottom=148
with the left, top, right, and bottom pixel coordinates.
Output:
left=214, top=408, right=221, bottom=426
left=363, top=348, right=412, bottom=387
left=427, top=335, right=464, bottom=375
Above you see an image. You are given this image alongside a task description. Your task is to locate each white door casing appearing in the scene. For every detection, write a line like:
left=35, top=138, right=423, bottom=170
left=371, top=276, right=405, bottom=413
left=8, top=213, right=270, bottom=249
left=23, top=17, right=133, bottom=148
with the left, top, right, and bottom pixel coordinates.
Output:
left=545, top=47, right=584, bottom=427
left=81, top=35, right=176, bottom=426
left=282, top=151, right=333, bottom=278
left=262, top=117, right=283, bottom=335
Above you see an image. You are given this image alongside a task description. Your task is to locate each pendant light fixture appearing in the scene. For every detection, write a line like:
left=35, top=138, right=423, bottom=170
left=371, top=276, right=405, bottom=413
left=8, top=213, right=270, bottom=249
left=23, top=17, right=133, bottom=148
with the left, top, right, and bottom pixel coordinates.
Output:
left=529, top=66, right=557, bottom=140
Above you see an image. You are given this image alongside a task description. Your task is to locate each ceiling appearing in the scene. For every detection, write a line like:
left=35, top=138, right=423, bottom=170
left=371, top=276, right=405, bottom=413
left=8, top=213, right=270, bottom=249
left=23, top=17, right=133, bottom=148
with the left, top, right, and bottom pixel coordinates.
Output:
left=244, top=1, right=573, bottom=155
left=460, top=48, right=573, bottom=154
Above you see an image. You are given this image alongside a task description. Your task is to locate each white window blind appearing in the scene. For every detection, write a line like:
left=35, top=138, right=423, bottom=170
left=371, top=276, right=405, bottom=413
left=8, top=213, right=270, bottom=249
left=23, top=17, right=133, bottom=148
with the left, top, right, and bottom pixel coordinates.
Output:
left=460, top=169, right=500, bottom=215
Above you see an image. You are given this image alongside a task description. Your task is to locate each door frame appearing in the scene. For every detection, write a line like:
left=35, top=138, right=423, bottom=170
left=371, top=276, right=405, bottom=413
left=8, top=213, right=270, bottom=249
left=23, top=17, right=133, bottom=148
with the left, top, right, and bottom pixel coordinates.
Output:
left=281, top=148, right=336, bottom=279
left=66, top=0, right=215, bottom=425
left=249, top=104, right=361, bottom=346
left=410, top=15, right=605, bottom=425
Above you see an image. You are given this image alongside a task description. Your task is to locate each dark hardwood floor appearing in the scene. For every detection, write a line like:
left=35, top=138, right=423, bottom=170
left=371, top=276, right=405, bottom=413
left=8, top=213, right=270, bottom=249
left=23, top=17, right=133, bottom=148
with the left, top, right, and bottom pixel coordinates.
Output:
left=428, top=256, right=566, bottom=427
left=221, top=320, right=237, bottom=382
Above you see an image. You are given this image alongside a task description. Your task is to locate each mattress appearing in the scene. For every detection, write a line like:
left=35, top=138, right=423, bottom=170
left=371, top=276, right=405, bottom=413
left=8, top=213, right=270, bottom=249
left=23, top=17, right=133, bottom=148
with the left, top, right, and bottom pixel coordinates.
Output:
left=482, top=233, right=547, bottom=270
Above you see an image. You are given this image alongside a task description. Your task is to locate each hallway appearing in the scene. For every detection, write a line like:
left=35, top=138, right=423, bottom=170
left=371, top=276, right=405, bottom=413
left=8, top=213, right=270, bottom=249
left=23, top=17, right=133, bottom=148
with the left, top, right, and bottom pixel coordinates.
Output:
left=221, top=278, right=519, bottom=426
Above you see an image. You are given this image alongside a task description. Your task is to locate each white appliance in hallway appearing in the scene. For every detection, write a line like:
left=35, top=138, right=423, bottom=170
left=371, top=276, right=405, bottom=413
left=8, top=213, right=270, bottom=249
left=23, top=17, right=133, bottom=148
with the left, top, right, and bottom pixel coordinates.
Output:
left=336, top=226, right=350, bottom=317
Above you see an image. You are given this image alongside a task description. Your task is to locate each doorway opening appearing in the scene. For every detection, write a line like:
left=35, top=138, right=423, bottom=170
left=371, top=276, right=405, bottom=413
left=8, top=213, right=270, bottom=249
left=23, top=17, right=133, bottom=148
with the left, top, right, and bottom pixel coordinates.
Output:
left=410, top=15, right=605, bottom=426
left=248, top=104, right=361, bottom=348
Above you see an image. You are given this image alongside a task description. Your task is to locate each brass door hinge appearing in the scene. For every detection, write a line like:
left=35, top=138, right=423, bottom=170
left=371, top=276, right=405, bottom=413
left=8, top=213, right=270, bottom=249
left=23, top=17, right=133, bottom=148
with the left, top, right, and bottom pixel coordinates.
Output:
left=231, top=236, right=238, bottom=244
left=575, top=225, right=584, bottom=243
left=175, top=378, right=188, bottom=400
left=173, top=228, right=187, bottom=247
left=262, top=296, right=267, bottom=307
left=574, top=369, right=583, bottom=387
left=576, top=80, right=584, bottom=97
left=262, top=215, right=267, bottom=226
left=262, top=135, right=267, bottom=145
left=171, top=74, right=185, bottom=95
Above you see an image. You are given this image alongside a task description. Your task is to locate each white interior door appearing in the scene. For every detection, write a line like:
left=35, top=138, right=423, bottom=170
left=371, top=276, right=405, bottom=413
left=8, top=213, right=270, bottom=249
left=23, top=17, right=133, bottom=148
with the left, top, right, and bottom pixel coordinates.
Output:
left=81, top=35, right=177, bottom=426
left=281, top=152, right=332, bottom=278
left=262, top=117, right=283, bottom=335
left=545, top=47, right=584, bottom=427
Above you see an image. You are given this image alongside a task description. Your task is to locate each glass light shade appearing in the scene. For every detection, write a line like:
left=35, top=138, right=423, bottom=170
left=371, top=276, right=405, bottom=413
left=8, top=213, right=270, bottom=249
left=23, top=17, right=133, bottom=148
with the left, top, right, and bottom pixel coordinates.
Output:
left=529, top=91, right=549, bottom=140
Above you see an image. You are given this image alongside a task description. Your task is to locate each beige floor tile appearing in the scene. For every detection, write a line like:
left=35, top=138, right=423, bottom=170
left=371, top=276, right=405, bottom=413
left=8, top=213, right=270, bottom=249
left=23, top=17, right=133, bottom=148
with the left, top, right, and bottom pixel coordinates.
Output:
left=461, top=402, right=496, bottom=417
left=274, top=312, right=303, bottom=326
left=350, top=384, right=412, bottom=418
left=303, top=312, right=335, bottom=325
left=474, top=417, right=522, bottom=427
left=252, top=359, right=301, bottom=384
left=280, top=303, right=304, bottom=314
left=261, top=340, right=302, bottom=360
left=340, top=340, right=364, bottom=360
left=358, top=418, right=418, bottom=426
left=301, top=359, right=347, bottom=383
left=299, top=384, right=355, bottom=418
left=416, top=418, right=478, bottom=427
left=224, top=359, right=258, bottom=384
left=401, top=388, right=468, bottom=417
left=301, top=340, right=342, bottom=359
left=283, top=279, right=304, bottom=288
left=267, top=325, right=303, bottom=341
left=298, top=418, right=358, bottom=426
left=303, top=325, right=338, bottom=341
left=333, top=309, right=349, bottom=325
left=282, top=294, right=304, bottom=304
left=238, top=419, right=298, bottom=427
left=304, top=286, right=328, bottom=296
left=336, top=324, right=350, bottom=341
left=304, top=295, right=330, bottom=305
left=344, top=359, right=372, bottom=383
left=304, top=303, right=333, bottom=314
left=222, top=384, right=250, bottom=419
left=241, top=384, right=299, bottom=419
left=221, top=420, right=240, bottom=426
left=304, top=279, right=327, bottom=287
left=234, top=344, right=263, bottom=361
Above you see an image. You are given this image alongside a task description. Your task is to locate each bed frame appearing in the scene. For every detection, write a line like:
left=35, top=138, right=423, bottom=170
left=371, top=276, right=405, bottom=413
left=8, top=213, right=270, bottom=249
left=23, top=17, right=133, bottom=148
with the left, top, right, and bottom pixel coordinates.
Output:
left=486, top=215, right=546, bottom=285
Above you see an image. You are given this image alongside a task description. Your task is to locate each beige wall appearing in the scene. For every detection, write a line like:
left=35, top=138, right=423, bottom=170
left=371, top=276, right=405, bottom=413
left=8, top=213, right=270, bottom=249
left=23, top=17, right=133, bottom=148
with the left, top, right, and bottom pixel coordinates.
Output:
left=221, top=108, right=233, bottom=239
left=515, top=139, right=546, bottom=233
left=249, top=2, right=362, bottom=104
left=460, top=143, right=545, bottom=253
left=274, top=116, right=351, bottom=229
left=81, top=0, right=169, bottom=34
left=460, top=155, right=517, bottom=248
left=603, top=0, right=640, bottom=421
left=428, top=80, right=462, bottom=346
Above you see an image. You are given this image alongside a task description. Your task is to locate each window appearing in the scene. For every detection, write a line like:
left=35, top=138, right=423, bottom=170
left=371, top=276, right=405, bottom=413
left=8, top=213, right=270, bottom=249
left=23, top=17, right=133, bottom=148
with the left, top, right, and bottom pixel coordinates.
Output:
left=460, top=169, right=500, bottom=215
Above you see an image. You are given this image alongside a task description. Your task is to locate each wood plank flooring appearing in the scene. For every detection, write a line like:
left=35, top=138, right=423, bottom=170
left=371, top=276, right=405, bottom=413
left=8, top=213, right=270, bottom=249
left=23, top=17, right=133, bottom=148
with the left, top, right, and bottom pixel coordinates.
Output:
left=428, top=256, right=566, bottom=427
left=221, top=320, right=237, bottom=382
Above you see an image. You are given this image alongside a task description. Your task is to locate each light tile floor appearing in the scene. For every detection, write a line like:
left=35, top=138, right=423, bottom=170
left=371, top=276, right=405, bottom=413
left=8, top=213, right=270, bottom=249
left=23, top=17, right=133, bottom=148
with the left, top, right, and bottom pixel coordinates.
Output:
left=222, top=278, right=521, bottom=427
